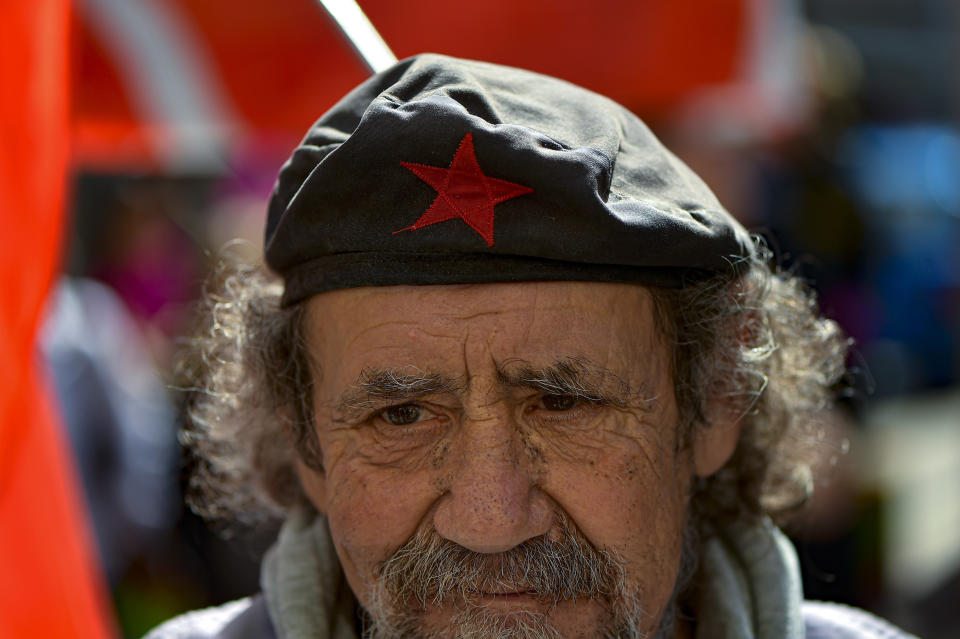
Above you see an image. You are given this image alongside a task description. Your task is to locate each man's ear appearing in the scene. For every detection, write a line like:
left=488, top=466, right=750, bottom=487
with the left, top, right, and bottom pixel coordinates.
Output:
left=295, top=457, right=328, bottom=514
left=692, top=399, right=744, bottom=477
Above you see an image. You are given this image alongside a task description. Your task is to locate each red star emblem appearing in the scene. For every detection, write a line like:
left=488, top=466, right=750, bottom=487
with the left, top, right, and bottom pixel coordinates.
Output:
left=394, top=133, right=534, bottom=246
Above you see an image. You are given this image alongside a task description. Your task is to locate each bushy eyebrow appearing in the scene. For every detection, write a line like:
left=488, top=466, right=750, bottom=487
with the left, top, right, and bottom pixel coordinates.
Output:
left=333, top=357, right=656, bottom=417
left=498, top=356, right=656, bottom=410
left=335, top=368, right=462, bottom=414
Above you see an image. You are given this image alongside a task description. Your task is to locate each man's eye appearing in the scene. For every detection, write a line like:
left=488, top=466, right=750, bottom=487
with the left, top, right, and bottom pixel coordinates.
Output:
left=541, top=394, right=579, bottom=411
left=381, top=404, right=423, bottom=426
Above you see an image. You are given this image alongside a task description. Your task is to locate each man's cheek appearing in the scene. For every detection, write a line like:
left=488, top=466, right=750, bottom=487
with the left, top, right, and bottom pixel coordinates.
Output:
left=325, top=464, right=439, bottom=573
left=535, top=414, right=685, bottom=523
left=541, top=438, right=691, bottom=581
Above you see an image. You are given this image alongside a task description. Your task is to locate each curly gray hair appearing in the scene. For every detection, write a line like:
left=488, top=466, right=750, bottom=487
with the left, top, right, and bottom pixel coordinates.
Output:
left=177, top=239, right=848, bottom=530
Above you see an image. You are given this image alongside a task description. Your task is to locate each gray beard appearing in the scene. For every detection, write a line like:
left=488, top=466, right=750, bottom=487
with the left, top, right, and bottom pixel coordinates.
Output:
left=360, top=517, right=698, bottom=639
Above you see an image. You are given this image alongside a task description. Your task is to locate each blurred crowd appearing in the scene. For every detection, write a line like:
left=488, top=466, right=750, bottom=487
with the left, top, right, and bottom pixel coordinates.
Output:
left=51, top=1, right=959, bottom=637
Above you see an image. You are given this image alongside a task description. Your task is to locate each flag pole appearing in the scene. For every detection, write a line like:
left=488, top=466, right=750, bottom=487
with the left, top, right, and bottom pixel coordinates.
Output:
left=315, top=0, right=397, bottom=73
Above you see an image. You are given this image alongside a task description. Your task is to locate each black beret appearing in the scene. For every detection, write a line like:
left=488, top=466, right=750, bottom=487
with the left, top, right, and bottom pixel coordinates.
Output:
left=265, top=54, right=752, bottom=306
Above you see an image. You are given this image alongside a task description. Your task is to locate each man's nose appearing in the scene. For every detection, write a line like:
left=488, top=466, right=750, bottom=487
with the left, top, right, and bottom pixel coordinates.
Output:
left=432, top=411, right=553, bottom=553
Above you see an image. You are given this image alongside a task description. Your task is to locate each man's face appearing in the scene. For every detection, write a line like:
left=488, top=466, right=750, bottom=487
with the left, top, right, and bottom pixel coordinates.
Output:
left=300, top=282, right=699, bottom=638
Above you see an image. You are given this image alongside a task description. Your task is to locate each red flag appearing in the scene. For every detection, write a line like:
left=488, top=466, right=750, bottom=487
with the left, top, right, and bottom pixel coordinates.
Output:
left=70, top=0, right=747, bottom=171
left=0, top=0, right=115, bottom=636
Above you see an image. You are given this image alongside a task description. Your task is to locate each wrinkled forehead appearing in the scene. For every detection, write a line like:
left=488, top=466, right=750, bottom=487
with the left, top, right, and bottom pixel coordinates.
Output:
left=301, top=280, right=671, bottom=393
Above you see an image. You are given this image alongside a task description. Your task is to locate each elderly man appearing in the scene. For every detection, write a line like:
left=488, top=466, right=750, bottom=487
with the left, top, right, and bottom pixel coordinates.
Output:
left=150, top=55, right=914, bottom=638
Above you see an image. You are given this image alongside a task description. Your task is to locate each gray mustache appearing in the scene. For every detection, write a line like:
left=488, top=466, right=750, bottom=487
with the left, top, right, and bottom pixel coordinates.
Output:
left=376, top=518, right=625, bottom=608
